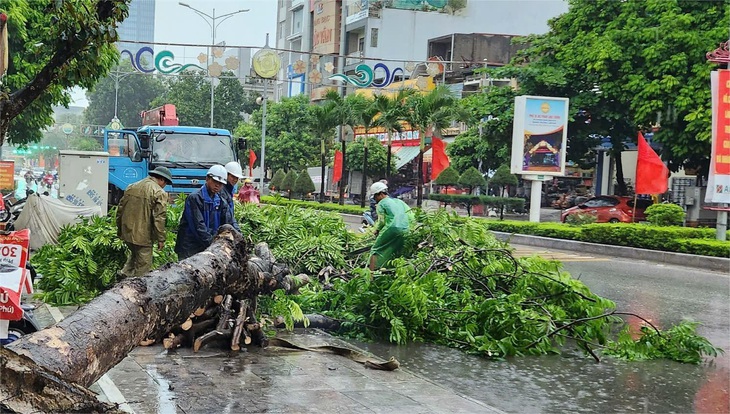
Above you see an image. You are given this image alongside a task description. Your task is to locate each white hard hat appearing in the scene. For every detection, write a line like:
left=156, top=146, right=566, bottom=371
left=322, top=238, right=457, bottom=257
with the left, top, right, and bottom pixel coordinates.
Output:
left=206, top=165, right=227, bottom=184
left=224, top=161, right=244, bottom=179
left=369, top=181, right=388, bottom=196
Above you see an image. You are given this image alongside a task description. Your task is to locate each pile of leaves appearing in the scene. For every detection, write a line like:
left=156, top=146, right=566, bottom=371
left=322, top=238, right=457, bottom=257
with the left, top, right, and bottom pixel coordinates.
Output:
left=31, top=201, right=721, bottom=363
left=33, top=208, right=178, bottom=305
left=237, top=205, right=720, bottom=364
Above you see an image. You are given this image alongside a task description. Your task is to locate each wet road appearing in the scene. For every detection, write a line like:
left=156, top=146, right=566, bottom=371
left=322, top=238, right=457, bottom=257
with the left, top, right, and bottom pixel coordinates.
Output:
left=354, top=245, right=730, bottom=413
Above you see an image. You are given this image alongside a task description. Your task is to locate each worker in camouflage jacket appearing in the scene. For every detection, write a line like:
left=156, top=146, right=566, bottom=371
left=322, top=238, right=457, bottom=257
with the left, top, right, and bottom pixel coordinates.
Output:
left=116, top=167, right=172, bottom=278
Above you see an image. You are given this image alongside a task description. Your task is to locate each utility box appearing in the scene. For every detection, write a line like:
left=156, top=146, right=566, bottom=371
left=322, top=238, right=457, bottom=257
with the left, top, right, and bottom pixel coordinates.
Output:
left=58, top=151, right=110, bottom=215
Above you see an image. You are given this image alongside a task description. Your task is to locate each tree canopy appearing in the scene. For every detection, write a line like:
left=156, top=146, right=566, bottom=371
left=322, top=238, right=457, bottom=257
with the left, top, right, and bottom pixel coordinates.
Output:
left=458, top=166, right=487, bottom=194
left=293, top=169, right=316, bottom=197
left=346, top=136, right=393, bottom=179
left=0, top=0, right=130, bottom=146
left=85, top=60, right=164, bottom=128
left=434, top=166, right=460, bottom=187
left=497, top=0, right=729, bottom=189
left=489, top=165, right=518, bottom=196
left=269, top=168, right=286, bottom=191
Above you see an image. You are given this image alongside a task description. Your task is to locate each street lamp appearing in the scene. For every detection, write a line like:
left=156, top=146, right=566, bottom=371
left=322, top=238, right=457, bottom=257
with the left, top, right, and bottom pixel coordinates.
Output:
left=109, top=66, right=135, bottom=128
left=178, top=2, right=249, bottom=128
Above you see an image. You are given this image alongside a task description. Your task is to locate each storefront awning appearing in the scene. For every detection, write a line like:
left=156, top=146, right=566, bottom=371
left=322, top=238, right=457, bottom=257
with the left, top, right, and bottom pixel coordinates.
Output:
left=394, top=146, right=420, bottom=170
left=392, top=146, right=434, bottom=170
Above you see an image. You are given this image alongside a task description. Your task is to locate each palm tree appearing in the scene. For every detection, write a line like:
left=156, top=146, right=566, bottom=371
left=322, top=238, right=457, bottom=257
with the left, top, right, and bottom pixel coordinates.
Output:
left=351, top=95, right=379, bottom=208
left=308, top=101, right=339, bottom=202
left=403, top=85, right=460, bottom=208
left=372, top=89, right=416, bottom=183
left=323, top=90, right=350, bottom=205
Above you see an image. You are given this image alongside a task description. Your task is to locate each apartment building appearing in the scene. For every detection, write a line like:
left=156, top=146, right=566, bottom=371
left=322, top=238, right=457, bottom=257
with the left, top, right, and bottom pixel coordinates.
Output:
left=275, top=0, right=567, bottom=101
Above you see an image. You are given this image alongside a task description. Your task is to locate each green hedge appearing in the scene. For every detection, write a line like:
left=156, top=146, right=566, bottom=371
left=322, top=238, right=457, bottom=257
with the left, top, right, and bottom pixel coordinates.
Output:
left=483, top=220, right=728, bottom=258
left=671, top=238, right=730, bottom=257
left=261, top=195, right=367, bottom=215
left=429, top=193, right=525, bottom=210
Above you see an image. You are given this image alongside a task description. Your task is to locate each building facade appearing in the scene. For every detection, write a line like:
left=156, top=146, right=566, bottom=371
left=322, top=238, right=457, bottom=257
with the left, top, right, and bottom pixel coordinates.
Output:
left=274, top=0, right=568, bottom=101
left=117, top=0, right=156, bottom=54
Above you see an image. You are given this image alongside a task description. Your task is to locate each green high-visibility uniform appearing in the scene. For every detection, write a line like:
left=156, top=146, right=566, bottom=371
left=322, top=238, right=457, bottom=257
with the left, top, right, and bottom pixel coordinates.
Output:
left=370, top=197, right=413, bottom=268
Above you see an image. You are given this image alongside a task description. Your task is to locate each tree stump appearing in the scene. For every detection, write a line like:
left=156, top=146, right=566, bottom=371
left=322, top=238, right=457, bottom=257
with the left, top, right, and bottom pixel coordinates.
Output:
left=0, top=225, right=309, bottom=413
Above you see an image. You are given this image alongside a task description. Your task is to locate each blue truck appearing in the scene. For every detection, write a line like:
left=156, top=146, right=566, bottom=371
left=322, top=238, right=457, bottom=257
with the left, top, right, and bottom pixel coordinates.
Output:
left=103, top=105, right=244, bottom=204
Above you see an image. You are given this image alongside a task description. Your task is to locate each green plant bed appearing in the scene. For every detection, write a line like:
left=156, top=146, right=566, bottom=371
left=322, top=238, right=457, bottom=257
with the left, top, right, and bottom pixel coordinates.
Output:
left=261, top=195, right=367, bottom=215
left=480, top=220, right=729, bottom=258
left=671, top=238, right=730, bottom=258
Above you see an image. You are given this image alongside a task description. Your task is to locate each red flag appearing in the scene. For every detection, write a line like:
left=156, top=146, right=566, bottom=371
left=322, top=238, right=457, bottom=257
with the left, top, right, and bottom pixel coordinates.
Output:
left=635, top=132, right=668, bottom=194
left=332, top=150, right=343, bottom=183
left=248, top=149, right=257, bottom=176
left=430, top=137, right=450, bottom=180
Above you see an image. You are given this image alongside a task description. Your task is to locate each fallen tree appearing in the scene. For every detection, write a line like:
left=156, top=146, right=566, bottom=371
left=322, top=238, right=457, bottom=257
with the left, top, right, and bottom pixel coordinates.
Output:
left=0, top=225, right=309, bottom=413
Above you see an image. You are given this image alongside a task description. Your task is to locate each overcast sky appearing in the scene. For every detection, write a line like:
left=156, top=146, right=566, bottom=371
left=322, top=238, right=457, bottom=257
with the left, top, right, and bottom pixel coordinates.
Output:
left=70, top=0, right=277, bottom=108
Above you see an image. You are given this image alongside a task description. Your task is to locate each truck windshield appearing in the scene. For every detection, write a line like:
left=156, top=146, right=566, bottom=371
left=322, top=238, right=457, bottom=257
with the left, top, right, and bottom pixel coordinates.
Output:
left=152, top=134, right=235, bottom=164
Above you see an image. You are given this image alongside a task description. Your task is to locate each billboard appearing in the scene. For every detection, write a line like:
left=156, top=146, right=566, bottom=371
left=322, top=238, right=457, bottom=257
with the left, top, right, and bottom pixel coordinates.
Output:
left=312, top=0, right=339, bottom=55
left=510, top=95, right=569, bottom=176
left=705, top=70, right=730, bottom=203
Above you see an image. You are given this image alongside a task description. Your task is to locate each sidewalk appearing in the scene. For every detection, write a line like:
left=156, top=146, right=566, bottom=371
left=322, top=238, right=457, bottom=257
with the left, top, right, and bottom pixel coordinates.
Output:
left=30, top=302, right=504, bottom=414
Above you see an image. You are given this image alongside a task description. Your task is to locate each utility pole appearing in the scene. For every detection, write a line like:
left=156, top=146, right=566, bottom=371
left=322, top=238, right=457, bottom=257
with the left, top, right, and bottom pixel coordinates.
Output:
left=337, top=2, right=348, bottom=205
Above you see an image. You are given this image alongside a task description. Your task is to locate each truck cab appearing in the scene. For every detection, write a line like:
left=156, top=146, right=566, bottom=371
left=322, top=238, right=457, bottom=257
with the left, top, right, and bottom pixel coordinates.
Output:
left=104, top=105, right=244, bottom=205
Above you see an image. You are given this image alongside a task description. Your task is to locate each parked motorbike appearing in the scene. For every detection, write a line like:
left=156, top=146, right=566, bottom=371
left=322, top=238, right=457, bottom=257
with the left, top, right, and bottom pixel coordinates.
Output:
left=0, top=263, right=42, bottom=346
left=1, top=190, right=33, bottom=224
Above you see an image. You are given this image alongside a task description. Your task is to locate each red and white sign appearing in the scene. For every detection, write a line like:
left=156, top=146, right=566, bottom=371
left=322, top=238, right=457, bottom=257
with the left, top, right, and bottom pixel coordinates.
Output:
left=0, top=229, right=33, bottom=323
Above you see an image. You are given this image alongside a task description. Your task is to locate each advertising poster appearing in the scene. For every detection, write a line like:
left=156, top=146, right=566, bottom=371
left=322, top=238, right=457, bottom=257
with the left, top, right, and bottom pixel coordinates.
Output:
left=510, top=95, right=569, bottom=176
left=705, top=70, right=730, bottom=203
left=0, top=161, right=14, bottom=190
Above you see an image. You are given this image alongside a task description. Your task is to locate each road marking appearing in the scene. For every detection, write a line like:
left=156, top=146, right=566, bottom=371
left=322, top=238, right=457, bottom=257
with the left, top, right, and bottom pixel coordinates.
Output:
left=511, top=248, right=609, bottom=262
left=45, top=304, right=136, bottom=414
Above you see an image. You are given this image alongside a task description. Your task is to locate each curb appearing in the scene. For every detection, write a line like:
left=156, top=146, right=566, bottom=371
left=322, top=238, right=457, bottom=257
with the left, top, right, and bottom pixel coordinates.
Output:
left=492, top=231, right=730, bottom=273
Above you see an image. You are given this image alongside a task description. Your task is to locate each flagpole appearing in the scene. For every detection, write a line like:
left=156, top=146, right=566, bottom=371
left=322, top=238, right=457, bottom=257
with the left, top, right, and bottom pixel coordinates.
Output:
left=632, top=192, right=638, bottom=223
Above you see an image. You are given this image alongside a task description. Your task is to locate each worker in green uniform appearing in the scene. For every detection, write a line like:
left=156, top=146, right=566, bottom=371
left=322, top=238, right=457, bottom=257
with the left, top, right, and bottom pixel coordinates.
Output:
left=368, top=181, right=413, bottom=270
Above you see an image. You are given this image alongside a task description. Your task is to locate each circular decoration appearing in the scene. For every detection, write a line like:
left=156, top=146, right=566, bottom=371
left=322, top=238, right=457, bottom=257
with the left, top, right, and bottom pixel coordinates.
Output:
left=415, top=76, right=428, bottom=89
left=108, top=117, right=123, bottom=130
left=324, top=62, right=335, bottom=74
left=404, top=61, right=416, bottom=72
left=293, top=59, right=306, bottom=74
left=225, top=56, right=240, bottom=70
left=252, top=48, right=281, bottom=79
left=310, top=70, right=322, bottom=84
left=208, top=61, right=223, bottom=78
left=197, top=53, right=208, bottom=64
left=212, top=46, right=225, bottom=59
left=61, top=123, right=74, bottom=135
left=310, top=55, right=320, bottom=65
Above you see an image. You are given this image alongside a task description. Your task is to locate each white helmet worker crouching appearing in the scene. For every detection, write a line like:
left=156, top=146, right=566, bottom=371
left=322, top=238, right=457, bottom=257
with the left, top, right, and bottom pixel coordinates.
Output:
left=369, top=181, right=388, bottom=196
left=224, top=161, right=244, bottom=179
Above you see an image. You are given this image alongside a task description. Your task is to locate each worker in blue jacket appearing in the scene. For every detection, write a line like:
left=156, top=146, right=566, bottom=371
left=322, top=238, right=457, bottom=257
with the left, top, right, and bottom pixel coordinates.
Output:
left=175, top=165, right=241, bottom=260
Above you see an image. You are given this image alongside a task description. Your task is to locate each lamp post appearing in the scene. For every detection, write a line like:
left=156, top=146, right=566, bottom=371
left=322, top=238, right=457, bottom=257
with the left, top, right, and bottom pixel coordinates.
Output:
left=179, top=2, right=249, bottom=128
left=111, top=66, right=135, bottom=121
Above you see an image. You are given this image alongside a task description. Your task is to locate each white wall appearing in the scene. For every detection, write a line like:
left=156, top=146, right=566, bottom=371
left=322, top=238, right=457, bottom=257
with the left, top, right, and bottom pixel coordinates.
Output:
left=364, top=0, right=568, bottom=63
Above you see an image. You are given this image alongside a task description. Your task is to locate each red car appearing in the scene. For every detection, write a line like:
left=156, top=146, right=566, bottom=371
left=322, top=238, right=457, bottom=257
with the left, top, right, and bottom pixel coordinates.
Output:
left=560, top=195, right=652, bottom=223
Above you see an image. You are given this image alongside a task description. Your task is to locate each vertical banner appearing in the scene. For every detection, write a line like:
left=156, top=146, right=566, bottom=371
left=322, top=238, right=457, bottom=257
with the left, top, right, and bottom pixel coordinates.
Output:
left=510, top=96, right=569, bottom=176
left=332, top=150, right=343, bottom=183
left=0, top=160, right=14, bottom=190
left=706, top=70, right=730, bottom=203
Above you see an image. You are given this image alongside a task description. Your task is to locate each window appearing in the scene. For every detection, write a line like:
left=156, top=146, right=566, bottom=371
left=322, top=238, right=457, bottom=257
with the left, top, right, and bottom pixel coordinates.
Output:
left=370, top=28, right=378, bottom=48
left=279, top=22, right=285, bottom=39
left=291, top=8, right=303, bottom=35
left=358, top=37, right=365, bottom=52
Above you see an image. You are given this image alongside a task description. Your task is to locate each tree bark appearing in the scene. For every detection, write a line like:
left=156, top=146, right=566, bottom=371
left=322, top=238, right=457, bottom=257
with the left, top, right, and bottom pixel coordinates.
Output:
left=0, top=225, right=309, bottom=413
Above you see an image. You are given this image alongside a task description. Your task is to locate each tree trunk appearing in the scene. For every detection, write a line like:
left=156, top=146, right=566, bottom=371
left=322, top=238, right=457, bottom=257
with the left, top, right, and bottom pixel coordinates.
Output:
left=614, top=149, right=627, bottom=196
left=386, top=134, right=392, bottom=184
left=0, top=225, right=309, bottom=413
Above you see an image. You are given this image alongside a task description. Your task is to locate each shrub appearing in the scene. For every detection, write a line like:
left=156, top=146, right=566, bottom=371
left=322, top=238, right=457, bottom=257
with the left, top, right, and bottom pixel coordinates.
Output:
left=671, top=238, right=730, bottom=257
left=261, top=195, right=367, bottom=215
left=565, top=212, right=597, bottom=226
left=293, top=169, right=316, bottom=199
left=645, top=203, right=685, bottom=226
left=269, top=169, right=286, bottom=191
